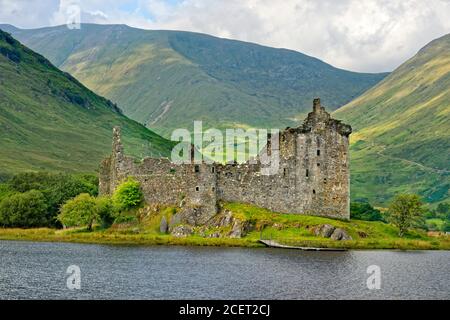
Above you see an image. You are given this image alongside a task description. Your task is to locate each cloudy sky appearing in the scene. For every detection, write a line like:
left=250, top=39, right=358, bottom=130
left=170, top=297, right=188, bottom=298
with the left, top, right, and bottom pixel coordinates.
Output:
left=1, top=0, right=450, bottom=72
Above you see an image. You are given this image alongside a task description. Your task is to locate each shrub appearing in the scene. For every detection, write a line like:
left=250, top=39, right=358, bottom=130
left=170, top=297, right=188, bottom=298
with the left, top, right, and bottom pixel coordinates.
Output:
left=350, top=201, right=384, bottom=221
left=0, top=190, right=48, bottom=227
left=443, top=221, right=450, bottom=233
left=0, top=183, right=14, bottom=202
left=112, top=177, right=143, bottom=211
left=8, top=172, right=98, bottom=226
left=58, top=193, right=98, bottom=231
left=96, top=196, right=116, bottom=228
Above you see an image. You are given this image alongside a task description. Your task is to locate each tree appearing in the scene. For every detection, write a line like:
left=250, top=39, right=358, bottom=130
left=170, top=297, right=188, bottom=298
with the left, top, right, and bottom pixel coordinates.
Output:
left=8, top=172, right=98, bottom=226
left=96, top=196, right=115, bottom=228
left=0, top=190, right=48, bottom=227
left=112, top=177, right=143, bottom=211
left=443, top=221, right=450, bottom=233
left=350, top=201, right=384, bottom=221
left=387, top=194, right=425, bottom=237
left=436, top=202, right=450, bottom=220
left=58, top=193, right=98, bottom=231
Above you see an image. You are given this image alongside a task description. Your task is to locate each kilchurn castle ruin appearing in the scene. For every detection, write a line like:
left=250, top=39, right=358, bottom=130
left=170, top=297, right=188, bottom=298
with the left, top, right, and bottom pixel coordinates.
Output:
left=100, top=99, right=352, bottom=222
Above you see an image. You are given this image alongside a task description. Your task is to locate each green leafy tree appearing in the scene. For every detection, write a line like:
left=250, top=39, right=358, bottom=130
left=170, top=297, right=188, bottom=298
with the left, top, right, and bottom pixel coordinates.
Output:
left=443, top=221, right=450, bottom=233
left=58, top=193, right=98, bottom=231
left=0, top=190, right=48, bottom=227
left=436, top=202, right=450, bottom=220
left=386, top=194, right=425, bottom=237
left=112, top=177, right=143, bottom=211
left=350, top=201, right=384, bottom=221
left=8, top=172, right=98, bottom=226
left=96, top=196, right=116, bottom=228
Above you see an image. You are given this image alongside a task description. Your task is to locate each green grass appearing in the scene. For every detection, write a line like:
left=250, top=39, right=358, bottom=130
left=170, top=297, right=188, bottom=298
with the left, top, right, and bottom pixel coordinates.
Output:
left=0, top=30, right=174, bottom=177
left=0, top=202, right=449, bottom=250
left=3, top=23, right=387, bottom=138
left=426, top=218, right=446, bottom=231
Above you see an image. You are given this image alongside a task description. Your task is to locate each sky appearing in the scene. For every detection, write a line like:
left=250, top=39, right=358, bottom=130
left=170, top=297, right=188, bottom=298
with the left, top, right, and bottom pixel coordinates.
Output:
left=1, top=0, right=450, bottom=73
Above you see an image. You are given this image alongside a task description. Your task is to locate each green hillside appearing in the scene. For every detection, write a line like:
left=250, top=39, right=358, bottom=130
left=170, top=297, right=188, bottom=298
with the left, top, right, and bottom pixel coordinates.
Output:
left=334, top=34, right=450, bottom=205
left=2, top=24, right=387, bottom=137
left=0, top=30, right=173, bottom=178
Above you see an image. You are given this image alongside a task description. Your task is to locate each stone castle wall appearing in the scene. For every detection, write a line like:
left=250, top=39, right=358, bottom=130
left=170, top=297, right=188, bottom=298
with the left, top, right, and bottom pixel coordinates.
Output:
left=99, top=99, right=352, bottom=220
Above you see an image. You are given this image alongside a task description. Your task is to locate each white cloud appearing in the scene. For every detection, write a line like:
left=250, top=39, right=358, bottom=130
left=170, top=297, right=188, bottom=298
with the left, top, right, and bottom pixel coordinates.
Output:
left=141, top=0, right=450, bottom=72
left=1, top=0, right=449, bottom=72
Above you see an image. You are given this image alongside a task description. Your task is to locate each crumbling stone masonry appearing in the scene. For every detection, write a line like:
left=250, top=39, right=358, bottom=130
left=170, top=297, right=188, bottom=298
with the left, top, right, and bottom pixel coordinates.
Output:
left=99, top=99, right=352, bottom=221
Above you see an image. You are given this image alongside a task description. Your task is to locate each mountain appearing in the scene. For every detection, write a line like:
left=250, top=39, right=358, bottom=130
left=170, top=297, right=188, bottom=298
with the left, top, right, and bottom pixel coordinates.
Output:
left=0, top=29, right=173, bottom=178
left=2, top=24, right=387, bottom=137
left=334, top=34, right=450, bottom=205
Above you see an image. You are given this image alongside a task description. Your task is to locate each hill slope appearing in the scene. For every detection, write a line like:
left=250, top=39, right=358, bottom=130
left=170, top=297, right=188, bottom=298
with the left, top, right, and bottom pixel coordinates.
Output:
left=2, top=24, right=387, bottom=137
left=0, top=29, right=173, bottom=178
left=334, top=34, right=450, bottom=205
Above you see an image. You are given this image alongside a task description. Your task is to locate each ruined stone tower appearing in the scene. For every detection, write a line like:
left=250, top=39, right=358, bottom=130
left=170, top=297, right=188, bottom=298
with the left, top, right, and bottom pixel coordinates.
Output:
left=100, top=99, right=352, bottom=220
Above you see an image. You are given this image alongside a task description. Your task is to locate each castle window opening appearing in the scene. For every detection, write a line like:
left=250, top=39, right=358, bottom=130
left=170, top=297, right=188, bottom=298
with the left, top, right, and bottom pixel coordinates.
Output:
left=317, top=163, right=320, bottom=167
left=195, top=186, right=200, bottom=192
left=317, top=149, right=320, bottom=156
left=194, top=165, right=200, bottom=173
left=313, top=189, right=316, bottom=194
left=212, top=187, right=215, bottom=192
left=283, top=168, right=287, bottom=177
left=211, top=167, right=215, bottom=173
left=306, top=169, right=309, bottom=177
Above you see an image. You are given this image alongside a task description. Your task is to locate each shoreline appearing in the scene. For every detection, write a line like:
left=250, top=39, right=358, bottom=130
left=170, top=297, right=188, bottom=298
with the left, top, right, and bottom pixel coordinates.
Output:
left=1, top=228, right=449, bottom=250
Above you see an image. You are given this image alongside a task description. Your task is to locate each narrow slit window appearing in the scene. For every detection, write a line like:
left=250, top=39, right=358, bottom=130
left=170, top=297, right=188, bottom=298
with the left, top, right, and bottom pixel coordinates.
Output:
left=313, top=189, right=316, bottom=194
left=306, top=169, right=309, bottom=177
left=195, top=186, right=200, bottom=192
left=317, top=149, right=320, bottom=156
left=194, top=165, right=200, bottom=173
left=211, top=167, right=215, bottom=173
left=283, top=168, right=287, bottom=177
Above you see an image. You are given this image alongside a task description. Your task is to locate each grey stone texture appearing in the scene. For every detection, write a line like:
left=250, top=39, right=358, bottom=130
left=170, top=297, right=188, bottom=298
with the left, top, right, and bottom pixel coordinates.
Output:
left=99, top=99, right=352, bottom=222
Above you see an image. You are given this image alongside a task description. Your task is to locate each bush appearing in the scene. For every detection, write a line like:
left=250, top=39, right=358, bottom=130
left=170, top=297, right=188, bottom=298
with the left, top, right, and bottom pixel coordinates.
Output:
left=0, top=190, right=48, bottom=227
left=112, top=177, right=143, bottom=211
left=58, top=193, right=98, bottom=231
left=58, top=194, right=116, bottom=231
left=96, top=196, right=115, bottom=228
left=443, top=221, right=450, bottom=233
left=350, top=201, right=384, bottom=221
left=8, top=172, right=98, bottom=226
left=0, top=183, right=14, bottom=202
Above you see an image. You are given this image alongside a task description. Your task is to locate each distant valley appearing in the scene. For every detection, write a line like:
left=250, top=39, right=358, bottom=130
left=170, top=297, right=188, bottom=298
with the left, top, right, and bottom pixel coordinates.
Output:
left=1, top=23, right=387, bottom=137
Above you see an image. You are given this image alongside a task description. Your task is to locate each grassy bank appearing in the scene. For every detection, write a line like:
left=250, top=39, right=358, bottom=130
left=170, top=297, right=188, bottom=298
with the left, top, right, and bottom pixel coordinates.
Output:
left=0, top=228, right=261, bottom=247
left=0, top=202, right=449, bottom=250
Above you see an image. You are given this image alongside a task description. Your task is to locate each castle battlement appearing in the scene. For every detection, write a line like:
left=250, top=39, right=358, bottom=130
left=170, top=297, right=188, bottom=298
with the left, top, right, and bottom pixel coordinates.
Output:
left=99, top=99, right=352, bottom=221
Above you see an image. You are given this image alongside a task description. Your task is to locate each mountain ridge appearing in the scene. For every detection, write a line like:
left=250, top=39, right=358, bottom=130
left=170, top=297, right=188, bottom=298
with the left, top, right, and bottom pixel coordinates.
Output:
left=0, top=29, right=173, bottom=178
left=3, top=23, right=388, bottom=137
left=334, top=32, right=450, bottom=205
